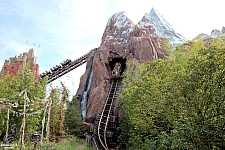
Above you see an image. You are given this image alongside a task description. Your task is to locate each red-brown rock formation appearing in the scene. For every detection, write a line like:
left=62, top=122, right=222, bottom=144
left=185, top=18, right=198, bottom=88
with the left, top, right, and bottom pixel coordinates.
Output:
left=76, top=11, right=168, bottom=122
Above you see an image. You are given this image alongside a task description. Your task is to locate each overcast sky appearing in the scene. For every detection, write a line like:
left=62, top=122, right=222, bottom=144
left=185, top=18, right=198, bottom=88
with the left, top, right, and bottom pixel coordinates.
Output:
left=0, top=0, right=224, bottom=98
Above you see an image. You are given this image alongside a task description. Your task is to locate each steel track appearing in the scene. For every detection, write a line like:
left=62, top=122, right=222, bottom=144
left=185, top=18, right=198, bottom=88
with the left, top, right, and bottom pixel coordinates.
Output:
left=93, top=78, right=120, bottom=150
left=40, top=53, right=89, bottom=83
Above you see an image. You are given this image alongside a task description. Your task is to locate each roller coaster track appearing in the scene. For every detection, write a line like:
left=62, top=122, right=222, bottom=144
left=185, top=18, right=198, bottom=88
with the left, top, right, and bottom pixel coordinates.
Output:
left=40, top=52, right=90, bottom=83
left=93, top=78, right=121, bottom=150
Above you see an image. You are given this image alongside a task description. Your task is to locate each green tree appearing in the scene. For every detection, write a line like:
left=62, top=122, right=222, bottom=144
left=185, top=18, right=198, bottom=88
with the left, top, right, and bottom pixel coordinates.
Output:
left=0, top=65, right=47, bottom=144
left=65, top=96, right=84, bottom=137
left=178, top=45, right=225, bottom=149
left=119, top=40, right=225, bottom=149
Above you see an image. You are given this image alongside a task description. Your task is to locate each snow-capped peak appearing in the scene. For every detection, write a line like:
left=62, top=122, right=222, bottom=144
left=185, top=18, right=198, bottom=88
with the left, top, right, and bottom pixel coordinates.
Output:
left=107, top=11, right=135, bottom=29
left=222, top=26, right=225, bottom=34
left=139, top=7, right=186, bottom=44
left=150, top=8, right=160, bottom=17
left=211, top=29, right=222, bottom=38
left=139, top=13, right=154, bottom=27
left=193, top=27, right=225, bottom=42
left=149, top=8, right=174, bottom=32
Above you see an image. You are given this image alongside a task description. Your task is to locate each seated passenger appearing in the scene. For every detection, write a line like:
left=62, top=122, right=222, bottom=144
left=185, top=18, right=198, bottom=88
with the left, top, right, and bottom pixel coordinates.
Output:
left=112, top=62, right=121, bottom=78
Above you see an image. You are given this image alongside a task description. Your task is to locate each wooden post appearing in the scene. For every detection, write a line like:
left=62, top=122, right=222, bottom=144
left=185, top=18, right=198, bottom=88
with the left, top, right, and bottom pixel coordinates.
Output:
left=34, top=142, right=37, bottom=150
left=46, top=89, right=55, bottom=142
left=41, top=100, right=48, bottom=144
left=20, top=89, right=27, bottom=150
left=5, top=107, right=10, bottom=143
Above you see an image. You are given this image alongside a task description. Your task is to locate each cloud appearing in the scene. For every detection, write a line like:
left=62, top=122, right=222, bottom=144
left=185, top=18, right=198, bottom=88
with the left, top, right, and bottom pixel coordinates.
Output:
left=3, top=41, right=27, bottom=53
left=63, top=43, right=99, bottom=60
left=0, top=39, right=28, bottom=74
left=58, top=2, right=70, bottom=13
left=1, top=0, right=225, bottom=100
left=0, top=1, right=6, bottom=14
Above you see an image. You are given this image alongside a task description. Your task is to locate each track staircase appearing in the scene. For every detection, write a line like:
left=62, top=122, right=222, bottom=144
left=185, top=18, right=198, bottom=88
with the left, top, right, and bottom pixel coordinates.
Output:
left=93, top=78, right=121, bottom=150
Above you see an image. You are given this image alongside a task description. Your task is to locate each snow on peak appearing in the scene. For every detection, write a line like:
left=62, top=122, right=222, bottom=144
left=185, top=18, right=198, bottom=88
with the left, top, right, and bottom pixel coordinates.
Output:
left=211, top=29, right=222, bottom=38
left=107, top=11, right=135, bottom=29
left=193, top=33, right=211, bottom=42
left=150, top=8, right=174, bottom=32
left=139, top=7, right=186, bottom=44
left=192, top=27, right=225, bottom=42
left=139, top=13, right=154, bottom=28
left=222, top=26, right=225, bottom=34
left=150, top=8, right=160, bottom=19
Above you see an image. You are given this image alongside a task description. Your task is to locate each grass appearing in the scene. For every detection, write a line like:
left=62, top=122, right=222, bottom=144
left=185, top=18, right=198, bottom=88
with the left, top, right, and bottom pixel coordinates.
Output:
left=0, top=136, right=94, bottom=150
left=40, top=137, right=94, bottom=150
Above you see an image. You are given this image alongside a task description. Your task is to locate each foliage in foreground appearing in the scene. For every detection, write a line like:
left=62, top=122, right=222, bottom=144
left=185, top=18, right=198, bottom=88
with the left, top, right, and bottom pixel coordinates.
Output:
left=119, top=40, right=225, bottom=149
left=40, top=136, right=94, bottom=150
left=65, top=96, right=84, bottom=137
left=0, top=137, right=93, bottom=150
left=0, top=65, right=47, bottom=142
left=0, top=64, right=86, bottom=148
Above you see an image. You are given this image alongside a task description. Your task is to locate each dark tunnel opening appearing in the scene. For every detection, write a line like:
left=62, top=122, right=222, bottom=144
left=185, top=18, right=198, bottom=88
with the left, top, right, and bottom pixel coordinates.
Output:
left=109, top=57, right=126, bottom=75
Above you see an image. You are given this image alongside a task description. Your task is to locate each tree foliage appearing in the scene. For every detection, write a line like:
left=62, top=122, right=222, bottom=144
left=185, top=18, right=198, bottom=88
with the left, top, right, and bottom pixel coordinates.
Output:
left=65, top=96, right=84, bottom=137
left=0, top=65, right=47, bottom=142
left=119, top=40, right=225, bottom=149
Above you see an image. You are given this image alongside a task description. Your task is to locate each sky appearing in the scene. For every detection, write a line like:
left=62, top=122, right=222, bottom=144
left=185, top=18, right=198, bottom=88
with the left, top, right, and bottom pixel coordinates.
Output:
left=0, top=0, right=224, bottom=99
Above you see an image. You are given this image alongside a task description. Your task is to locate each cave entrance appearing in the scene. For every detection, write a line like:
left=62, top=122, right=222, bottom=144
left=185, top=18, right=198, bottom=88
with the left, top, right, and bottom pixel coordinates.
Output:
left=109, top=57, right=126, bottom=78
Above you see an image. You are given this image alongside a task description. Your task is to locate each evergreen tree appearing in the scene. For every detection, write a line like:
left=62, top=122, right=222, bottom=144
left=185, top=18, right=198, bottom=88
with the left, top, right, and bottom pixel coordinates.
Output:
left=65, top=96, right=84, bottom=137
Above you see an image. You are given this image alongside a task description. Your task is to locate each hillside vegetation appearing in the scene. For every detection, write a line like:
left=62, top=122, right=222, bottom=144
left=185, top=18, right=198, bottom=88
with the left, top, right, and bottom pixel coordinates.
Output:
left=0, top=66, right=88, bottom=149
left=118, top=39, right=225, bottom=149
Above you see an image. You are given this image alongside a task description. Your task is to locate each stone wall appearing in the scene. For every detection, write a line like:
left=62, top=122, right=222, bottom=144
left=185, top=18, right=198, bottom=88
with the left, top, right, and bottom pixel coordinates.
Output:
left=0, top=49, right=40, bottom=80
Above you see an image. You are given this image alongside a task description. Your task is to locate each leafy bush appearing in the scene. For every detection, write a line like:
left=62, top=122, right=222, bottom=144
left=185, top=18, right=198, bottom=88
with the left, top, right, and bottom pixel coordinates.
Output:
left=119, top=40, right=225, bottom=149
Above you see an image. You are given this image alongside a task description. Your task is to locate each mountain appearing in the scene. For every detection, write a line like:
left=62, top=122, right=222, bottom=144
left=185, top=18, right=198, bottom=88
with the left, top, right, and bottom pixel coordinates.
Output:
left=76, top=9, right=189, bottom=122
left=139, top=8, right=186, bottom=44
left=76, top=11, right=168, bottom=121
left=75, top=9, right=185, bottom=148
left=192, top=33, right=211, bottom=41
left=193, top=26, right=225, bottom=41
left=222, top=26, right=225, bottom=34
left=101, top=12, right=135, bottom=47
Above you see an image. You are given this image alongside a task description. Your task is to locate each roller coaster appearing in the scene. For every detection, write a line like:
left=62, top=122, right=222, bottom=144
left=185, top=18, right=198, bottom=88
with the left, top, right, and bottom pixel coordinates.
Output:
left=39, top=48, right=123, bottom=149
left=93, top=78, right=121, bottom=150
left=40, top=52, right=90, bottom=83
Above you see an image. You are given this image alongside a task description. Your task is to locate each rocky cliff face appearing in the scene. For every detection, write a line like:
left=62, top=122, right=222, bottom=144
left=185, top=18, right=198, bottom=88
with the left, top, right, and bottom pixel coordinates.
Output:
left=76, top=11, right=169, bottom=123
